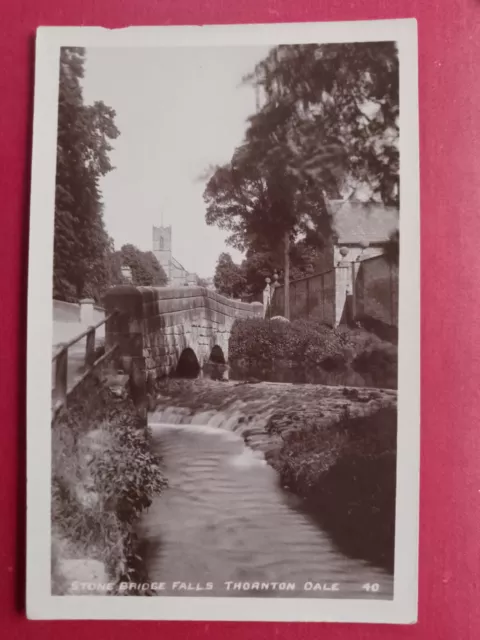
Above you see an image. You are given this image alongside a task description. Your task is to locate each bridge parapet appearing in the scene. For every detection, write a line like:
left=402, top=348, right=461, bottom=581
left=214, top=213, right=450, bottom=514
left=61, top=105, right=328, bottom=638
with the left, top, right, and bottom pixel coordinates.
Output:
left=104, top=285, right=263, bottom=404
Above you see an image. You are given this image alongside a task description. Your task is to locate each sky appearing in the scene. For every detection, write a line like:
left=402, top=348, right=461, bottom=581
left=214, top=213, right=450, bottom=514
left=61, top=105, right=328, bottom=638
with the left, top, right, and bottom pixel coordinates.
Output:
left=82, top=45, right=271, bottom=279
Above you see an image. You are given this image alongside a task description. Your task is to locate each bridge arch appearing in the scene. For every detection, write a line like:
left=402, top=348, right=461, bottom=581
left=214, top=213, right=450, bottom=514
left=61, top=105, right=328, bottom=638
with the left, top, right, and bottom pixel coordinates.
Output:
left=104, top=285, right=263, bottom=398
left=209, top=344, right=226, bottom=365
left=174, top=347, right=201, bottom=378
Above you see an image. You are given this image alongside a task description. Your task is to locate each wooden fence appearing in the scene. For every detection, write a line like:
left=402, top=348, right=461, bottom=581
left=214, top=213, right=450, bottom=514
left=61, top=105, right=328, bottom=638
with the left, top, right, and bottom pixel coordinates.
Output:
left=270, top=255, right=399, bottom=331
left=354, top=255, right=399, bottom=328
left=51, top=311, right=119, bottom=415
left=270, top=269, right=337, bottom=325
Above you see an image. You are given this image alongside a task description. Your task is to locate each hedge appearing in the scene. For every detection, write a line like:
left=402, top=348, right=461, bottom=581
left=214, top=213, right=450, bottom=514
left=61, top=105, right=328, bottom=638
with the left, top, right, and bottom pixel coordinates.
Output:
left=229, top=318, right=397, bottom=389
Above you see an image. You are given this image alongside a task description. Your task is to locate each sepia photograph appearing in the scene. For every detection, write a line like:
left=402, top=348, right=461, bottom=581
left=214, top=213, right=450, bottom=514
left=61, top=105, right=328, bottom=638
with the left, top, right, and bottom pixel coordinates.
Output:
left=27, top=20, right=420, bottom=623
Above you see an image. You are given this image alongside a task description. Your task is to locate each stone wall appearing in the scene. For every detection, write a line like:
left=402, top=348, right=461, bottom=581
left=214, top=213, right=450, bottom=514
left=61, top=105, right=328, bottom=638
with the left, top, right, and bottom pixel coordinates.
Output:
left=103, top=285, right=263, bottom=394
left=53, top=299, right=105, bottom=327
left=53, top=300, right=81, bottom=324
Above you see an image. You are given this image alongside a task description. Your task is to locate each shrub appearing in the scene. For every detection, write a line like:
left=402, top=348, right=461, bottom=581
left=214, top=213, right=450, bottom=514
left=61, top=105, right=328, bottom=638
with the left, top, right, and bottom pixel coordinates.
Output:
left=229, top=318, right=397, bottom=388
left=352, top=343, right=398, bottom=388
left=266, top=405, right=397, bottom=571
left=51, top=381, right=167, bottom=590
left=230, top=318, right=348, bottom=368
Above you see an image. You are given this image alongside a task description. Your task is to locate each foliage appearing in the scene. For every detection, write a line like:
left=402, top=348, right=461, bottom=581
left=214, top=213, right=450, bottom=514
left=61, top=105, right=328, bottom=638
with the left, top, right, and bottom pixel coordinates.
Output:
left=203, top=142, right=332, bottom=261
left=245, top=42, right=399, bottom=206
left=213, top=244, right=327, bottom=300
left=352, top=340, right=398, bottom=389
left=117, top=244, right=168, bottom=287
left=230, top=317, right=349, bottom=365
left=204, top=42, right=399, bottom=295
left=229, top=318, right=397, bottom=388
left=51, top=381, right=167, bottom=587
left=213, top=252, right=247, bottom=298
left=241, top=241, right=326, bottom=297
left=266, top=405, right=397, bottom=571
left=53, top=47, right=120, bottom=302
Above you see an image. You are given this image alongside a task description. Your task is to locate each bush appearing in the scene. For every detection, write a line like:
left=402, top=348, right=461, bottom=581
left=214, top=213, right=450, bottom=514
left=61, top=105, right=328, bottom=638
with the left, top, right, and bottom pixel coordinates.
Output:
left=266, top=406, right=397, bottom=571
left=51, top=380, right=167, bottom=591
left=229, top=318, right=397, bottom=388
left=352, top=343, right=397, bottom=388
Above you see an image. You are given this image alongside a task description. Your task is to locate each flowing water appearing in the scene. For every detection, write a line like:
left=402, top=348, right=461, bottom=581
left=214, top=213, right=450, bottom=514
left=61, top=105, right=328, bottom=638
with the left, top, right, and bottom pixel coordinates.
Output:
left=138, top=402, right=393, bottom=600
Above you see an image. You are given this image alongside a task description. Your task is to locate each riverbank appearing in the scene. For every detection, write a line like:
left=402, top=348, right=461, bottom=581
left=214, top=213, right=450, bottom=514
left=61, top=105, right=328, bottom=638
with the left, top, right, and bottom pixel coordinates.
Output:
left=51, top=376, right=167, bottom=594
left=153, top=379, right=397, bottom=571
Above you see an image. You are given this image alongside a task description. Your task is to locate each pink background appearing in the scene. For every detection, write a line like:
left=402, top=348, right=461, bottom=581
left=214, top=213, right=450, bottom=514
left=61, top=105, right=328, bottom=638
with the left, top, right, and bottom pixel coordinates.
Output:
left=1, top=1, right=479, bottom=638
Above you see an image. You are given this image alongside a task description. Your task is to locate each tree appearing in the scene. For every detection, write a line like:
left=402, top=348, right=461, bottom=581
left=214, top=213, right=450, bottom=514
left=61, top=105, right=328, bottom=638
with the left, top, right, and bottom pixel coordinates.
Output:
left=117, top=244, right=168, bottom=287
left=239, top=242, right=321, bottom=298
left=204, top=136, right=335, bottom=318
left=53, top=47, right=120, bottom=302
left=245, top=42, right=399, bottom=205
left=213, top=253, right=247, bottom=299
left=204, top=42, right=399, bottom=317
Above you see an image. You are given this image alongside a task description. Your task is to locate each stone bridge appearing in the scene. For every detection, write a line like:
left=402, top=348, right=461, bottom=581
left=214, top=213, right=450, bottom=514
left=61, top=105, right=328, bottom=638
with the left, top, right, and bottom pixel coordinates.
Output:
left=104, top=285, right=263, bottom=397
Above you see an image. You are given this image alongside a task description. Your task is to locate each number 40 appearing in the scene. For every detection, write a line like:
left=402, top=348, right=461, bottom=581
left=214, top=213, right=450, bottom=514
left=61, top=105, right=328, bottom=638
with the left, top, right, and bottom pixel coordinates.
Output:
left=362, top=583, right=380, bottom=592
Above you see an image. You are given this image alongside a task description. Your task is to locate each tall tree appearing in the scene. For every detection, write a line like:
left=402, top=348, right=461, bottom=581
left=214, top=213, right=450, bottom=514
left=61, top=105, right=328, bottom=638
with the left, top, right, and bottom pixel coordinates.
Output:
left=213, top=253, right=247, bottom=299
left=204, top=42, right=399, bottom=317
left=117, top=244, right=168, bottom=287
left=53, top=47, right=120, bottom=302
left=240, top=242, right=322, bottom=298
left=245, top=42, right=399, bottom=205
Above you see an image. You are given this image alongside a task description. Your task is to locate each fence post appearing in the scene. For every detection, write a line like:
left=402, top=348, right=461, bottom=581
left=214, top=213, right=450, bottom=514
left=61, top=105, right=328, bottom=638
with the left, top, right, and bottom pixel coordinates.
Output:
left=390, top=261, right=394, bottom=325
left=251, top=301, right=264, bottom=318
left=351, top=261, right=357, bottom=321
left=85, top=327, right=96, bottom=367
left=55, top=347, right=68, bottom=407
left=263, top=278, right=271, bottom=318
left=321, top=274, right=325, bottom=323
left=306, top=276, right=311, bottom=318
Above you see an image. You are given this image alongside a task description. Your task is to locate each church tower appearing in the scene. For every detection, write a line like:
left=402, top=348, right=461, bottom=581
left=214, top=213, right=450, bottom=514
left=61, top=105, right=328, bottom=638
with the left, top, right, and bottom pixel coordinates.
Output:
left=152, top=225, right=172, bottom=284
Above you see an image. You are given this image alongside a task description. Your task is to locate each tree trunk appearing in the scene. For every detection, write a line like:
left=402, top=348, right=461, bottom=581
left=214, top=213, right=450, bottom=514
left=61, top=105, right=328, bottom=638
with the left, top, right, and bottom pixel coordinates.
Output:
left=284, top=231, right=290, bottom=320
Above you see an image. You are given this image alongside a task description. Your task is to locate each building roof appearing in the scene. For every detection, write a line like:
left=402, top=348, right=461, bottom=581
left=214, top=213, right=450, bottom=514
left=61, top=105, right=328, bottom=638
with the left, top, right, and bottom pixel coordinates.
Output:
left=328, top=200, right=399, bottom=245
left=171, top=256, right=187, bottom=272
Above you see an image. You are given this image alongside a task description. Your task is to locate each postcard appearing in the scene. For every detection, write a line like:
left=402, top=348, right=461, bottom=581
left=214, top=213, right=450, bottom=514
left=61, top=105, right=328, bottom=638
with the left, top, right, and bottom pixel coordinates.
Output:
left=27, top=19, right=420, bottom=622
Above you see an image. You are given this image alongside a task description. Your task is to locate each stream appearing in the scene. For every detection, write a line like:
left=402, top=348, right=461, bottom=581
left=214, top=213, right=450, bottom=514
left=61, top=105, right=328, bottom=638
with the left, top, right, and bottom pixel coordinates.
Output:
left=137, top=402, right=394, bottom=600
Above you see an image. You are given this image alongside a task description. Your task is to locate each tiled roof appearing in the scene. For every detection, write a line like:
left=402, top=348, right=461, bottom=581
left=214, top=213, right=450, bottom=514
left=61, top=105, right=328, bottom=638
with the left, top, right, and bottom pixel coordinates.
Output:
left=328, top=200, right=399, bottom=245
